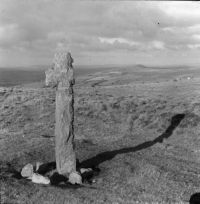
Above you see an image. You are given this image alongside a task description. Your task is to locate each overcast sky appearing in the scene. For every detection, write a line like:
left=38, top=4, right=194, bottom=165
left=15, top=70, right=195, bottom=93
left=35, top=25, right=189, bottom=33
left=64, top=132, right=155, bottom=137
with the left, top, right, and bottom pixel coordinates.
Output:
left=0, top=1, right=200, bottom=67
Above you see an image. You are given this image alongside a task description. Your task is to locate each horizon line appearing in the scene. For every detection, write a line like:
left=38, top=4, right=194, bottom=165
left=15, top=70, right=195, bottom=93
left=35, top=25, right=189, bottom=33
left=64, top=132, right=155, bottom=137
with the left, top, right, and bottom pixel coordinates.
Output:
left=0, top=62, right=200, bottom=70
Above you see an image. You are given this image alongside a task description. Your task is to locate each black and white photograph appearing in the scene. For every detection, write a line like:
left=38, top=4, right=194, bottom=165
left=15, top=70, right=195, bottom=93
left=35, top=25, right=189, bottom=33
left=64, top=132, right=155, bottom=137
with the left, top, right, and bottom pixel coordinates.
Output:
left=1, top=1, right=200, bottom=203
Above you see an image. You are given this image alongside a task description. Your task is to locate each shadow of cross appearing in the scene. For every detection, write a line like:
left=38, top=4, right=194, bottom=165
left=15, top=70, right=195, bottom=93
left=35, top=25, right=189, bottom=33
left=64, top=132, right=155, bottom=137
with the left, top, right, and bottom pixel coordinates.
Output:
left=80, top=114, right=185, bottom=168
left=45, top=51, right=76, bottom=177
left=8, top=114, right=184, bottom=187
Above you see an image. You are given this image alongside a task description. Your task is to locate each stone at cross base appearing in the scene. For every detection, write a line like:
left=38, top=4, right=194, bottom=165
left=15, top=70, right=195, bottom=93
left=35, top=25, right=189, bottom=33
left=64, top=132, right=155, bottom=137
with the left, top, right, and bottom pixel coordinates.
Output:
left=45, top=51, right=82, bottom=184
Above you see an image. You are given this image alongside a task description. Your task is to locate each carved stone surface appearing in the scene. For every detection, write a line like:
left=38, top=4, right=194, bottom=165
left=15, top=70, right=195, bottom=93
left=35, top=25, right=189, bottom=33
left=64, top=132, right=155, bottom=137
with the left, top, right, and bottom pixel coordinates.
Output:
left=45, top=51, right=76, bottom=176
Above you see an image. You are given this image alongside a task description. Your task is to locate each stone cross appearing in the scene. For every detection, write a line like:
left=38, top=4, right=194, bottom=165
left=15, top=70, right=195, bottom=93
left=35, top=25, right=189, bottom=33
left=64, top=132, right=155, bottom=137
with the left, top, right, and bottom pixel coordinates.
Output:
left=45, top=51, right=77, bottom=178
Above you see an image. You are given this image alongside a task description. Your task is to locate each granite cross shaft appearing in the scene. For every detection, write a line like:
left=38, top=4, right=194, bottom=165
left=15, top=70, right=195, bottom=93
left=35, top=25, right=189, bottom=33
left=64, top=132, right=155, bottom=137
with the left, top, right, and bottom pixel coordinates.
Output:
left=45, top=51, right=81, bottom=183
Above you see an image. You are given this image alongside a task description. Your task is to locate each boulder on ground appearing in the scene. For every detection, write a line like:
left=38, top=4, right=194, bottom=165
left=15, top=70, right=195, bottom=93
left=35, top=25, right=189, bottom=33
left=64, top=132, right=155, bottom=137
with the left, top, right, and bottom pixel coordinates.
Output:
left=68, top=171, right=82, bottom=184
left=31, top=173, right=50, bottom=185
left=21, top=163, right=34, bottom=178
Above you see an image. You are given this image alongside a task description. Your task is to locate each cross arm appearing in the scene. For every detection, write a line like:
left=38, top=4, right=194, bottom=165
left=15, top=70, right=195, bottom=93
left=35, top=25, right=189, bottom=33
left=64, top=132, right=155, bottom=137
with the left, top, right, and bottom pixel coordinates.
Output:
left=45, top=66, right=59, bottom=87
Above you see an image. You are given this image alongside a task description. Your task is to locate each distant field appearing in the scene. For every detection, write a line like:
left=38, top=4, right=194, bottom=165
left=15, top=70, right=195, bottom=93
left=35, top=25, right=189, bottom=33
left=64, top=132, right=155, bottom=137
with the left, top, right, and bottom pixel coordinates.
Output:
left=0, top=66, right=103, bottom=87
left=1, top=65, right=200, bottom=87
left=0, top=68, right=45, bottom=87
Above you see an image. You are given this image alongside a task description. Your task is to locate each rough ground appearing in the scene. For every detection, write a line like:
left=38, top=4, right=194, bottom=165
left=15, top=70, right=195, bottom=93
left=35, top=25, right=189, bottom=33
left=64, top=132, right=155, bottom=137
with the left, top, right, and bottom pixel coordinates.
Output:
left=1, top=65, right=200, bottom=203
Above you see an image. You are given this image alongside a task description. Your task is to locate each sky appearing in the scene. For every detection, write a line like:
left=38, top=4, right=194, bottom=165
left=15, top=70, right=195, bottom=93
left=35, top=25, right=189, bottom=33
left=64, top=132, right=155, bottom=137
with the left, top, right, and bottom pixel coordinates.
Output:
left=0, top=1, right=200, bottom=67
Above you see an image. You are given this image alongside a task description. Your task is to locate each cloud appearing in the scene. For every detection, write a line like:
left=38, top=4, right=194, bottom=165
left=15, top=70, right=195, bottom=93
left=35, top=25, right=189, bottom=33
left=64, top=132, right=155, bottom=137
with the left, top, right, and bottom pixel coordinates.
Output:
left=188, top=44, right=200, bottom=49
left=99, top=37, right=137, bottom=45
left=151, top=41, right=165, bottom=50
left=0, top=1, right=200, bottom=66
